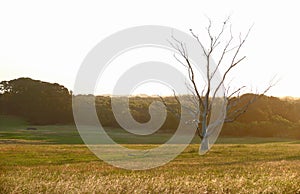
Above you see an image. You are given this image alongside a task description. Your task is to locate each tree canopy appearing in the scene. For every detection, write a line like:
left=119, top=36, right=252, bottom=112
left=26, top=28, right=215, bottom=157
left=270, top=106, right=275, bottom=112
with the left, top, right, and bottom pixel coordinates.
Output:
left=0, top=78, right=72, bottom=124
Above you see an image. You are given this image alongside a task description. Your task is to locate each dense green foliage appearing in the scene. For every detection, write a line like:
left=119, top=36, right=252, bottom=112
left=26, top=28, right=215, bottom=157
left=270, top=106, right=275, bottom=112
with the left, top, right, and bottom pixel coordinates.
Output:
left=95, top=95, right=180, bottom=130
left=1, top=77, right=300, bottom=138
left=222, top=95, right=300, bottom=138
left=0, top=78, right=73, bottom=124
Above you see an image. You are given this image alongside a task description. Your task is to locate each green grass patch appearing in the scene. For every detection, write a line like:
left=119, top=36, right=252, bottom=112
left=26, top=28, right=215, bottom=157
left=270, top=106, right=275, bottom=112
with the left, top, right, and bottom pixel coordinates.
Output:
left=1, top=123, right=298, bottom=145
left=0, top=115, right=28, bottom=129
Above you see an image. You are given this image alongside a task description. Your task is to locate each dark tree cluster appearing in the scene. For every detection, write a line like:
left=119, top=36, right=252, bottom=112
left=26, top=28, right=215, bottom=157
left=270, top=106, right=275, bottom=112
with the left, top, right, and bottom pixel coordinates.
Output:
left=0, top=78, right=73, bottom=124
left=222, top=94, right=300, bottom=138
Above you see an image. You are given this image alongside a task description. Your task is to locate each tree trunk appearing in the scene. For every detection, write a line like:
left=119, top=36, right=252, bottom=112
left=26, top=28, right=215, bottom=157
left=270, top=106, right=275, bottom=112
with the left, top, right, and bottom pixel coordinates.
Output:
left=199, top=121, right=209, bottom=155
left=199, top=136, right=209, bottom=155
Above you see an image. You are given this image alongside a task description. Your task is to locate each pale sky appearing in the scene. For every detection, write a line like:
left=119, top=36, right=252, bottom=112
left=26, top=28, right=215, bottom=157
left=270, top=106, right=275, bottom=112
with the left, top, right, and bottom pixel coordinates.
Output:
left=1, top=0, right=300, bottom=97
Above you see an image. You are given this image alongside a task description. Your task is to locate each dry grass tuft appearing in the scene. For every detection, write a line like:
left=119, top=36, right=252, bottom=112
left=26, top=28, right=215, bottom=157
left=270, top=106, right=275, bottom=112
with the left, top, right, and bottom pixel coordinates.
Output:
left=1, top=143, right=300, bottom=193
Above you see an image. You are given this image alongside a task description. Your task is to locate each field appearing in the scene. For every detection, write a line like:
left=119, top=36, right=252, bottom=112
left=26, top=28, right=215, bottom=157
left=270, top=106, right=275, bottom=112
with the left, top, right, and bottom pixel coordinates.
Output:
left=1, top=117, right=300, bottom=193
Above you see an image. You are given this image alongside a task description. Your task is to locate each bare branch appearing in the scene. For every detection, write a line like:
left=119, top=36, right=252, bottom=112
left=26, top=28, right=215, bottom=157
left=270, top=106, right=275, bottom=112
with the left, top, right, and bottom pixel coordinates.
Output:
left=213, top=16, right=230, bottom=48
left=212, top=26, right=253, bottom=101
left=189, top=29, right=208, bottom=56
left=227, top=86, right=246, bottom=99
left=158, top=90, right=199, bottom=120
left=225, top=78, right=276, bottom=123
left=210, top=25, right=233, bottom=80
left=158, top=95, right=180, bottom=120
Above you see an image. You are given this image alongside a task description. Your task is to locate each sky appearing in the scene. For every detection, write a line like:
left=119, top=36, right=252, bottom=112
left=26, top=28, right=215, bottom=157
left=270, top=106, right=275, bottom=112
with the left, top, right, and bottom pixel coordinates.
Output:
left=1, top=0, right=300, bottom=97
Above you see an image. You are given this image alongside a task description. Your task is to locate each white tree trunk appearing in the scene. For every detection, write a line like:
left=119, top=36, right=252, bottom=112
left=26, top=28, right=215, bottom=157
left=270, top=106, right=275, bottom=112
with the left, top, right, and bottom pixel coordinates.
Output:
left=199, top=122, right=209, bottom=155
left=199, top=136, right=209, bottom=155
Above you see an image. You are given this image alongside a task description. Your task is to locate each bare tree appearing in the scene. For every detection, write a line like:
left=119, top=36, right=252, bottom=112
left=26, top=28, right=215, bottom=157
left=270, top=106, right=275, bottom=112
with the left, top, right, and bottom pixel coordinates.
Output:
left=160, top=17, right=275, bottom=153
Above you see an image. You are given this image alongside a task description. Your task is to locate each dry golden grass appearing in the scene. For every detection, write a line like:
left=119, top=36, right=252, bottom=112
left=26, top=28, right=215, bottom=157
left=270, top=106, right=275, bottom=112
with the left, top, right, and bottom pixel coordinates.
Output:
left=1, top=143, right=300, bottom=193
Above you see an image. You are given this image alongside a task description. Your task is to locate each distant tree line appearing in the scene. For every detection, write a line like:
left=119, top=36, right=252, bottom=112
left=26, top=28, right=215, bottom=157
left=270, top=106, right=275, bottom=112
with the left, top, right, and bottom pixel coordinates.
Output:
left=222, top=94, right=300, bottom=138
left=1, top=78, right=300, bottom=138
